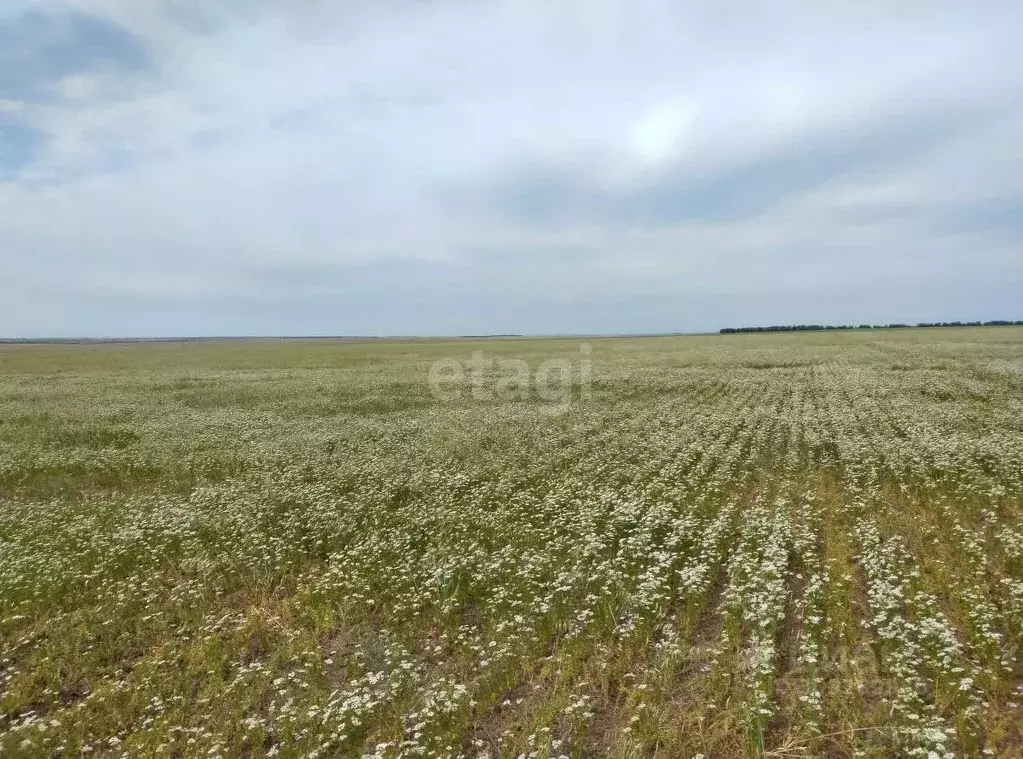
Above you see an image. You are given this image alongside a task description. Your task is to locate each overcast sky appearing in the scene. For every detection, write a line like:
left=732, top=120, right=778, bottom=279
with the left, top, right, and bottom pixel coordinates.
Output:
left=1, top=1, right=1021, bottom=337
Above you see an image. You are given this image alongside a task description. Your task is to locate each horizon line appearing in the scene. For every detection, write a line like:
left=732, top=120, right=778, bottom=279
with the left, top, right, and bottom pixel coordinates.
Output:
left=3, top=320, right=1022, bottom=345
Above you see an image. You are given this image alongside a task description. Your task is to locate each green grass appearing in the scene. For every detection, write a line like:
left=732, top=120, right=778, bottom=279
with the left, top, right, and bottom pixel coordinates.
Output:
left=1, top=328, right=1022, bottom=757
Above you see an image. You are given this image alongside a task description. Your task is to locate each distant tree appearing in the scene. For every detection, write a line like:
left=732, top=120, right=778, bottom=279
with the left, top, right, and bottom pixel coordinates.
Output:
left=718, top=319, right=1021, bottom=334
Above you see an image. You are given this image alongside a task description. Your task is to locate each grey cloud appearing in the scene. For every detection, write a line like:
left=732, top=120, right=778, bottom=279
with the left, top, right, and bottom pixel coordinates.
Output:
left=932, top=198, right=1023, bottom=239
left=0, top=115, right=43, bottom=177
left=454, top=94, right=1020, bottom=230
left=0, top=7, right=150, bottom=101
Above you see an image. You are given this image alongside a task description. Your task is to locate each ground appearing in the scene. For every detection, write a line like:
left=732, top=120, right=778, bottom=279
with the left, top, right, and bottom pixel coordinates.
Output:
left=1, top=328, right=1021, bottom=757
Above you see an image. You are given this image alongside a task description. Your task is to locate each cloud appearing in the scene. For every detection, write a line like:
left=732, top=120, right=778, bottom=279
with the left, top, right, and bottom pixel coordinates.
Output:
left=453, top=94, right=1018, bottom=228
left=0, top=114, right=44, bottom=179
left=0, top=0, right=1021, bottom=336
left=0, top=6, right=150, bottom=101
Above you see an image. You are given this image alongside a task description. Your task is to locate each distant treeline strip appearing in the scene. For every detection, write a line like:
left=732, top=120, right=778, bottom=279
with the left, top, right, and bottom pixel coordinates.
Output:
left=720, top=320, right=1023, bottom=334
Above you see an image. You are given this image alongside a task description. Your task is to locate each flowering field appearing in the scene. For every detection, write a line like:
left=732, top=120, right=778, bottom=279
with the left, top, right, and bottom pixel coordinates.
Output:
left=1, top=329, right=1022, bottom=758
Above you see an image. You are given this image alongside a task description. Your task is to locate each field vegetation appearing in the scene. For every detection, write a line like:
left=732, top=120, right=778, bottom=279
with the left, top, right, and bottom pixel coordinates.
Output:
left=1, top=328, right=1022, bottom=757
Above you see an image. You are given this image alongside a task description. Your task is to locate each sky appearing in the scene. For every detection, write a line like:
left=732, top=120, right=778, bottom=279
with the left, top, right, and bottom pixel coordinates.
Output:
left=1, top=1, right=1021, bottom=337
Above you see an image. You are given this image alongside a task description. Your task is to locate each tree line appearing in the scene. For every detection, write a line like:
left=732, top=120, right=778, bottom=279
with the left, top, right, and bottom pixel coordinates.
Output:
left=720, top=320, right=1023, bottom=334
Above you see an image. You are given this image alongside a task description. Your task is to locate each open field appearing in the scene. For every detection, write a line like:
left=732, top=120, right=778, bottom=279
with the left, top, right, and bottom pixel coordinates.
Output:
left=1, top=328, right=1022, bottom=757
